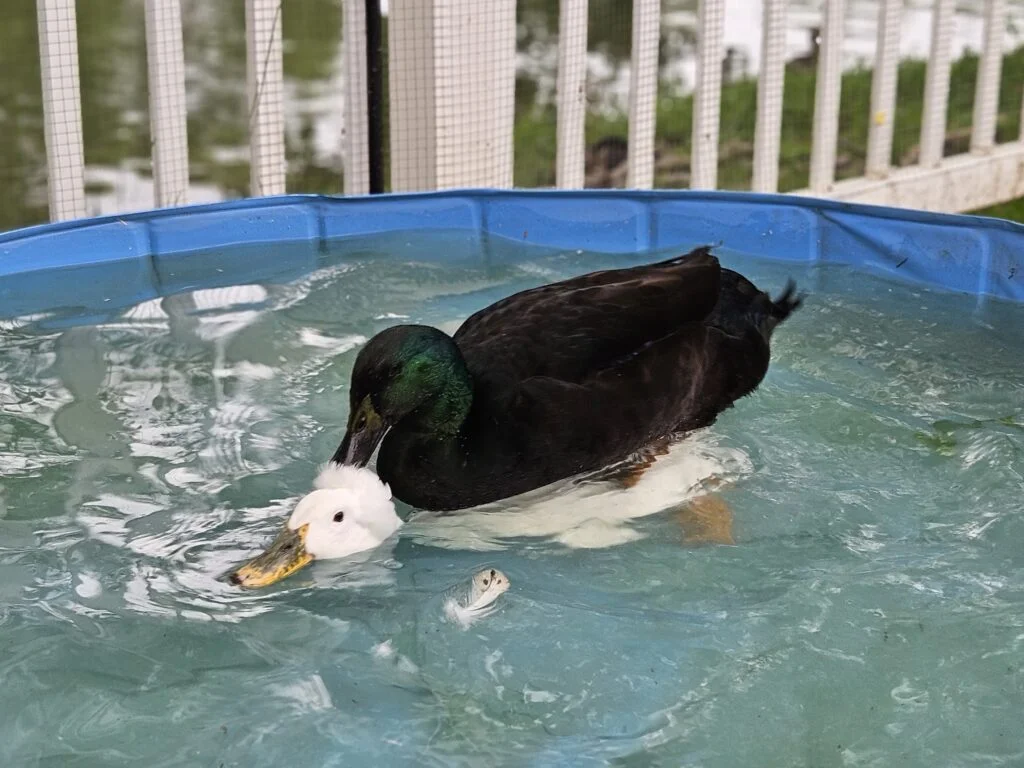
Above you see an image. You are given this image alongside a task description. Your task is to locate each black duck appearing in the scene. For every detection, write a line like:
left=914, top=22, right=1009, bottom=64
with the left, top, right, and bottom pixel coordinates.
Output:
left=331, top=246, right=801, bottom=511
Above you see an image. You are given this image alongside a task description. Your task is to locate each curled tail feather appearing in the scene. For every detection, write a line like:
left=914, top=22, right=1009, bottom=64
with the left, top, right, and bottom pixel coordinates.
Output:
left=765, top=279, right=804, bottom=334
left=772, top=280, right=803, bottom=319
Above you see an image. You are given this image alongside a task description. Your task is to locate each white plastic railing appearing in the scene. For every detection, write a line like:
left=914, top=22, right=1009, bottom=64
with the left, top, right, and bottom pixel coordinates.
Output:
left=919, top=0, right=955, bottom=169
left=970, top=0, right=1006, bottom=154
left=555, top=0, right=589, bottom=189
left=32, top=0, right=1024, bottom=223
left=626, top=0, right=660, bottom=190
left=810, top=0, right=1024, bottom=211
left=244, top=0, right=286, bottom=197
left=37, top=0, right=86, bottom=221
left=691, top=0, right=725, bottom=190
left=144, top=0, right=189, bottom=207
left=809, top=0, right=846, bottom=194
left=865, top=0, right=901, bottom=179
left=341, top=0, right=370, bottom=195
left=752, top=0, right=786, bottom=194
left=388, top=0, right=516, bottom=191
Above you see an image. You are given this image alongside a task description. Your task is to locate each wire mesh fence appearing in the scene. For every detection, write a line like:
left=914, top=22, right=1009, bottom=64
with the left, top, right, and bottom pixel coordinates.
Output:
left=0, top=0, right=349, bottom=230
left=144, top=0, right=188, bottom=208
left=0, top=0, right=1022, bottom=232
left=527, top=0, right=1023, bottom=194
left=36, top=0, right=87, bottom=222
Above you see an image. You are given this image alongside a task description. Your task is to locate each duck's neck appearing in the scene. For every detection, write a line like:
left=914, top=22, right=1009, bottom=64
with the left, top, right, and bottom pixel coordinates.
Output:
left=404, top=353, right=473, bottom=439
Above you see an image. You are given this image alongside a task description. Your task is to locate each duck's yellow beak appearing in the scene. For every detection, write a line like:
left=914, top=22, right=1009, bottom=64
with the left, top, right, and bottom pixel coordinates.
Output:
left=229, top=523, right=312, bottom=588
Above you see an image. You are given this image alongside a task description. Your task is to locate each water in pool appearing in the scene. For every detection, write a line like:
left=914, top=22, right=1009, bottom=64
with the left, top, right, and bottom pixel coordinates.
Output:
left=1, top=242, right=1022, bottom=766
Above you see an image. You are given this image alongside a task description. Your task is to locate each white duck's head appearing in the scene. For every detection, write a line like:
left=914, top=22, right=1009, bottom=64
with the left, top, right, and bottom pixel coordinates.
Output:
left=230, top=464, right=402, bottom=588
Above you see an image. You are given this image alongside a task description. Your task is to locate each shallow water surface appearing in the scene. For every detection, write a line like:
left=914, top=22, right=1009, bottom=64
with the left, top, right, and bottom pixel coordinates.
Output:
left=0, top=244, right=1023, bottom=766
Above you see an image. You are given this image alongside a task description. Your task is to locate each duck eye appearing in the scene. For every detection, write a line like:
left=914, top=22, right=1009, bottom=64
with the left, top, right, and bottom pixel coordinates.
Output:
left=333, top=511, right=345, bottom=523
left=354, top=413, right=367, bottom=430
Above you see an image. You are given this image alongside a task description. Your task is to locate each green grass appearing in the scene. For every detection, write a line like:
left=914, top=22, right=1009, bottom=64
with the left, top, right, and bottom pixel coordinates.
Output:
left=971, top=197, right=1024, bottom=221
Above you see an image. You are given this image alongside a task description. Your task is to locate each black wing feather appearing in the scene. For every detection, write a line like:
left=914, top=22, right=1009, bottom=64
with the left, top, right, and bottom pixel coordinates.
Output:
left=454, top=246, right=722, bottom=393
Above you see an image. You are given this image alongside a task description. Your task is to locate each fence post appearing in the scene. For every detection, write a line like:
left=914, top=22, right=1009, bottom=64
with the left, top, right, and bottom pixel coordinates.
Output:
left=691, top=0, right=725, bottom=190
left=919, top=0, right=954, bottom=168
left=245, top=0, right=286, bottom=197
left=970, top=0, right=1006, bottom=154
left=145, top=0, right=189, bottom=208
left=389, top=0, right=516, bottom=190
left=626, top=0, right=659, bottom=189
left=752, top=0, right=786, bottom=193
left=343, top=0, right=371, bottom=194
left=809, top=0, right=846, bottom=193
left=388, top=0, right=433, bottom=191
left=434, top=0, right=516, bottom=188
left=556, top=0, right=589, bottom=189
left=36, top=0, right=86, bottom=221
left=865, top=0, right=901, bottom=178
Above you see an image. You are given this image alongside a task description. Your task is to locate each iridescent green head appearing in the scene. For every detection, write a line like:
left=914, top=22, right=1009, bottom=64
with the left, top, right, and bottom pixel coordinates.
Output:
left=332, top=325, right=472, bottom=467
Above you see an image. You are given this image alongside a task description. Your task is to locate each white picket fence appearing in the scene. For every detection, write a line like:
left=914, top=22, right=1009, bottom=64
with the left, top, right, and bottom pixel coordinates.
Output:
left=36, top=0, right=1024, bottom=223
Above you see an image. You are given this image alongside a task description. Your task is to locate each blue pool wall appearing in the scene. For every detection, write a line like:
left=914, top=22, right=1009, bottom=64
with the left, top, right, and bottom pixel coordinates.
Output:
left=0, top=189, right=1022, bottom=321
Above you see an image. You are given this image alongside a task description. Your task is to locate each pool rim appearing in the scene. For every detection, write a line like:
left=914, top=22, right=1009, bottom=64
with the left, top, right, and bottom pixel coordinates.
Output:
left=0, top=189, right=1021, bottom=314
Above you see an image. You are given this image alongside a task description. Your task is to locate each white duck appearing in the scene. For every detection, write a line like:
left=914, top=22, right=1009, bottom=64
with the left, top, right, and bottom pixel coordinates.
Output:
left=229, top=463, right=401, bottom=588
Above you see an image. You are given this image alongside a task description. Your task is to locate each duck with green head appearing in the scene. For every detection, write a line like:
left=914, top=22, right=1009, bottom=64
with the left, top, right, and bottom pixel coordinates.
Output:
left=230, top=246, right=802, bottom=586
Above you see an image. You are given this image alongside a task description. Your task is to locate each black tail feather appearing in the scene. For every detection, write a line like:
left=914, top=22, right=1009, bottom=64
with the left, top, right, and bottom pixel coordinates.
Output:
left=759, top=279, right=804, bottom=337
left=770, top=279, right=804, bottom=322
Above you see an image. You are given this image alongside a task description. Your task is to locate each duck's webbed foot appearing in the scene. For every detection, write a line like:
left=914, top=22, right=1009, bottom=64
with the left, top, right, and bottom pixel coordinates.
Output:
left=675, top=479, right=735, bottom=546
left=592, top=444, right=737, bottom=546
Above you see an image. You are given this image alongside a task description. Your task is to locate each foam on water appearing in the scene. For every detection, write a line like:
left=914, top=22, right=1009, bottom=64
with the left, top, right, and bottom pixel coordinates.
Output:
left=0, top=243, right=1023, bottom=766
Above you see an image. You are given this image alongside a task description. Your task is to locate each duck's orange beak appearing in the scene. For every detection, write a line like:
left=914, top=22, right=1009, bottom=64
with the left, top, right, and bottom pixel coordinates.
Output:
left=229, top=523, right=312, bottom=588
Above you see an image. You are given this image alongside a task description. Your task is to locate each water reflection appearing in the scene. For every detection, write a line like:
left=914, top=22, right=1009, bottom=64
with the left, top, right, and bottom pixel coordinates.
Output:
left=21, top=261, right=472, bottom=623
left=21, top=283, right=301, bottom=621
